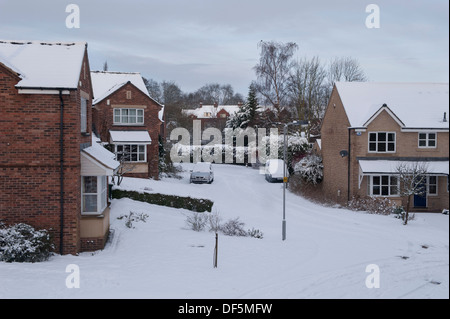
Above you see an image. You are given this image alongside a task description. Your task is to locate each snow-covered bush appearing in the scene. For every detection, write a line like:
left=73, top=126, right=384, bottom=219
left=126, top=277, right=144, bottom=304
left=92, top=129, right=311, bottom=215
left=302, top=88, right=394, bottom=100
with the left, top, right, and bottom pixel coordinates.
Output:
left=348, top=196, right=395, bottom=215
left=247, top=228, right=264, bottom=239
left=294, top=154, right=323, bottom=185
left=117, top=211, right=149, bottom=229
left=221, top=218, right=247, bottom=237
left=207, top=210, right=222, bottom=233
left=186, top=213, right=209, bottom=232
left=185, top=213, right=263, bottom=239
left=0, top=223, right=54, bottom=263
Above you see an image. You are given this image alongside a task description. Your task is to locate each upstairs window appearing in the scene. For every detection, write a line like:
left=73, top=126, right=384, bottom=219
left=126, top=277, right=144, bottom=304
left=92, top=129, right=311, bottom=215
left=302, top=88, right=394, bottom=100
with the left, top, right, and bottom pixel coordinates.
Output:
left=418, top=132, right=437, bottom=148
left=114, top=108, right=144, bottom=125
left=369, top=132, right=396, bottom=153
left=81, top=97, right=87, bottom=133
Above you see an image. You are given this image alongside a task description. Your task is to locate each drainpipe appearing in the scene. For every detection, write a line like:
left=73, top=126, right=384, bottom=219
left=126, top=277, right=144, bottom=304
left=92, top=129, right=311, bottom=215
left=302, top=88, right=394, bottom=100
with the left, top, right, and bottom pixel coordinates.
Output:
left=347, top=128, right=352, bottom=203
left=59, top=90, right=65, bottom=255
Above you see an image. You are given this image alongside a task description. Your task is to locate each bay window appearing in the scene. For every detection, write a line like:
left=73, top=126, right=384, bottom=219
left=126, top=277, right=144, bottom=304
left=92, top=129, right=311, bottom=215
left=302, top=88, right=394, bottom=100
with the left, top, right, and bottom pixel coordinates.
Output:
left=82, top=176, right=108, bottom=215
left=115, top=144, right=146, bottom=163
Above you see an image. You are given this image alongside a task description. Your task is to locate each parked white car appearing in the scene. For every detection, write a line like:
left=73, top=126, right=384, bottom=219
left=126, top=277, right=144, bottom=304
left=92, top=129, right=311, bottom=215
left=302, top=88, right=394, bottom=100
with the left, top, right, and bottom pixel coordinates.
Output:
left=265, top=159, right=288, bottom=183
left=190, top=162, right=214, bottom=184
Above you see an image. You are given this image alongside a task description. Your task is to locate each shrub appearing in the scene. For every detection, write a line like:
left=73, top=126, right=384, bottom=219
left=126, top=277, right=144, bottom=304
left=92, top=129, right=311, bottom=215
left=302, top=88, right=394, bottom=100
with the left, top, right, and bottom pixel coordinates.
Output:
left=294, top=154, right=323, bottom=185
left=221, top=218, right=247, bottom=237
left=186, top=213, right=208, bottom=232
left=348, top=196, right=395, bottom=215
left=0, top=223, right=54, bottom=263
left=207, top=209, right=222, bottom=233
left=247, top=228, right=264, bottom=239
left=117, top=211, right=149, bottom=229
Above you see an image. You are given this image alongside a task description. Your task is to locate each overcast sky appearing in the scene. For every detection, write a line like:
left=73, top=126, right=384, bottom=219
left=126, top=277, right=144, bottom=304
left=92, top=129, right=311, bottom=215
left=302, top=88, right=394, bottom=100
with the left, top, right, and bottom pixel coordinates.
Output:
left=0, top=0, right=448, bottom=95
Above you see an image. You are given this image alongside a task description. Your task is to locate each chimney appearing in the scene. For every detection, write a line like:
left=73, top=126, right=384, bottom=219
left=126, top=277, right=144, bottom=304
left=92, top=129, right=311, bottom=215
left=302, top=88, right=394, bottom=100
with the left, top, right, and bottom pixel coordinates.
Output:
left=444, top=112, right=448, bottom=123
left=238, top=102, right=243, bottom=108
left=214, top=102, right=218, bottom=108
left=199, top=102, right=203, bottom=108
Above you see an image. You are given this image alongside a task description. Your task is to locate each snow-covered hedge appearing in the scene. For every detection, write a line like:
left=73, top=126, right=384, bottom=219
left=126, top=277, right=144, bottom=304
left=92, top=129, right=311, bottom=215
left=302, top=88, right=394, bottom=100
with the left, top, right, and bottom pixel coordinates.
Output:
left=0, top=223, right=54, bottom=263
left=112, top=189, right=214, bottom=213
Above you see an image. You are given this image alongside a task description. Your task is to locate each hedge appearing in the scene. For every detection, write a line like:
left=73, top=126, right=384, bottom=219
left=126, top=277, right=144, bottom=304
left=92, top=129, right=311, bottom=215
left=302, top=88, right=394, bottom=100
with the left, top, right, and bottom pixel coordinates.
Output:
left=111, top=189, right=214, bottom=213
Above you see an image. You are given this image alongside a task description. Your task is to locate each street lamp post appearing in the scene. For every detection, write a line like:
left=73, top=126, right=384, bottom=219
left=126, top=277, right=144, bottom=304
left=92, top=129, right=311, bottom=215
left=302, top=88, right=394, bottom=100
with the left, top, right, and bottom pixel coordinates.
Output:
left=282, top=121, right=300, bottom=241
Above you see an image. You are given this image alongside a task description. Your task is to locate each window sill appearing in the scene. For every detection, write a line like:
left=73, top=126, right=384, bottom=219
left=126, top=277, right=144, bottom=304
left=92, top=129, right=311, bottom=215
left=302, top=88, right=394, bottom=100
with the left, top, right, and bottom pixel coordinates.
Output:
left=113, top=124, right=146, bottom=127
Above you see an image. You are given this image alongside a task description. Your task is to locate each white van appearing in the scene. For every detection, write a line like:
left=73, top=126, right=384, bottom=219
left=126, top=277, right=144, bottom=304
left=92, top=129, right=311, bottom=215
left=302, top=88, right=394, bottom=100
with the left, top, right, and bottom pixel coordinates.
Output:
left=265, top=159, right=288, bottom=183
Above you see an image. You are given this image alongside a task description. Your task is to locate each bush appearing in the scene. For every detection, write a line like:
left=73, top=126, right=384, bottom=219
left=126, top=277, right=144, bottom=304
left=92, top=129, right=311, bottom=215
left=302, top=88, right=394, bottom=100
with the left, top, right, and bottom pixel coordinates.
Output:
left=186, top=213, right=208, bottom=232
left=247, top=228, right=264, bottom=239
left=221, top=218, right=247, bottom=237
left=348, top=196, right=395, bottom=215
left=0, top=223, right=54, bottom=263
left=117, top=211, right=149, bottom=229
left=294, top=154, right=323, bottom=185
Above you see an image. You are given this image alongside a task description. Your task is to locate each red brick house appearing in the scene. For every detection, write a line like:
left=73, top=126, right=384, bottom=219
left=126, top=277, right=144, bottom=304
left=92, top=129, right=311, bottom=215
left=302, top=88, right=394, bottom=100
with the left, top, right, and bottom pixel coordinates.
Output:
left=320, top=82, right=449, bottom=212
left=91, top=71, right=164, bottom=179
left=0, top=40, right=119, bottom=254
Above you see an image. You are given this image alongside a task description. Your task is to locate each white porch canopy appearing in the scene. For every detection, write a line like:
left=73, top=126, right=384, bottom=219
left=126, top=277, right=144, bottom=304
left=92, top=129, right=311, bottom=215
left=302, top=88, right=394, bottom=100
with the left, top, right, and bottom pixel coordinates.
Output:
left=109, top=131, right=152, bottom=145
left=358, top=160, right=449, bottom=188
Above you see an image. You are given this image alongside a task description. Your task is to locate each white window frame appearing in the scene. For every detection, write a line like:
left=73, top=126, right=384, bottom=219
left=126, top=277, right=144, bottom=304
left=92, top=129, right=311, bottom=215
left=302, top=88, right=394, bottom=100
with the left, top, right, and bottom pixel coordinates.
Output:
left=368, top=132, right=396, bottom=153
left=113, top=108, right=144, bottom=125
left=427, top=175, right=438, bottom=196
left=115, top=144, right=147, bottom=163
left=81, top=176, right=108, bottom=215
left=369, top=175, right=400, bottom=197
left=418, top=132, right=437, bottom=148
left=81, top=97, right=87, bottom=133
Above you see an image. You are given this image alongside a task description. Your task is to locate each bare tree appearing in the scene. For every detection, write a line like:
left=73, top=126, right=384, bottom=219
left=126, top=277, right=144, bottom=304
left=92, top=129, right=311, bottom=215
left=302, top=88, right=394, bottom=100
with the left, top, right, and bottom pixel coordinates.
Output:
left=112, top=153, right=137, bottom=186
left=327, top=56, right=367, bottom=85
left=288, top=56, right=328, bottom=129
left=396, top=162, right=429, bottom=225
left=253, top=41, right=299, bottom=111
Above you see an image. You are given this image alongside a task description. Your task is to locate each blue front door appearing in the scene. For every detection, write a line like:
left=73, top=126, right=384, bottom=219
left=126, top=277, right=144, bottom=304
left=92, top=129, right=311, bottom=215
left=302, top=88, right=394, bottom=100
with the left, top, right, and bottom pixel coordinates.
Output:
left=414, top=180, right=427, bottom=208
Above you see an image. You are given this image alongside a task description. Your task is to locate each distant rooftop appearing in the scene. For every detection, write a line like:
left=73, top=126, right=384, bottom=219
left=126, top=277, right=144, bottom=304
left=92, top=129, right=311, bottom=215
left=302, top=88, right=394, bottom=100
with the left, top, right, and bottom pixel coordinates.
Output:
left=90, top=71, right=161, bottom=106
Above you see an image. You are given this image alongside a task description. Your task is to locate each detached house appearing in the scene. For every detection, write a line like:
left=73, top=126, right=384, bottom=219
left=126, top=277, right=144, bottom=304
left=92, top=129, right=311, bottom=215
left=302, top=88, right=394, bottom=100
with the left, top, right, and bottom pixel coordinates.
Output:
left=321, top=82, right=449, bottom=212
left=91, top=71, right=163, bottom=179
left=0, top=40, right=120, bottom=254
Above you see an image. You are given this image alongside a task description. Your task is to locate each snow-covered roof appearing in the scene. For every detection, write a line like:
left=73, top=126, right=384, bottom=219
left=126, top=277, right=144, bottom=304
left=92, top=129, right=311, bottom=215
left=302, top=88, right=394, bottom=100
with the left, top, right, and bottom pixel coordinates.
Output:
left=335, top=82, right=449, bottom=129
left=359, top=160, right=449, bottom=175
left=109, top=130, right=152, bottom=144
left=183, top=105, right=241, bottom=118
left=158, top=106, right=165, bottom=122
left=82, top=141, right=120, bottom=173
left=0, top=40, right=86, bottom=89
left=91, top=71, right=160, bottom=105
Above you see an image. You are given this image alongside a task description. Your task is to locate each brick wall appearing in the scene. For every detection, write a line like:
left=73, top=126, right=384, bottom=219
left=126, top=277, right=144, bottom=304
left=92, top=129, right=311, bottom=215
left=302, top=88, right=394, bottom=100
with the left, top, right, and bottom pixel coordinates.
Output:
left=320, top=86, right=351, bottom=205
left=92, top=82, right=162, bottom=179
left=0, top=48, right=93, bottom=255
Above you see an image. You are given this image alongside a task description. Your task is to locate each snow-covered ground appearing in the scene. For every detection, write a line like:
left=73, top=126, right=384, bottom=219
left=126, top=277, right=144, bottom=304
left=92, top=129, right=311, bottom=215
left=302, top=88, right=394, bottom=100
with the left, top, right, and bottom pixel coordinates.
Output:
left=0, top=164, right=448, bottom=299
